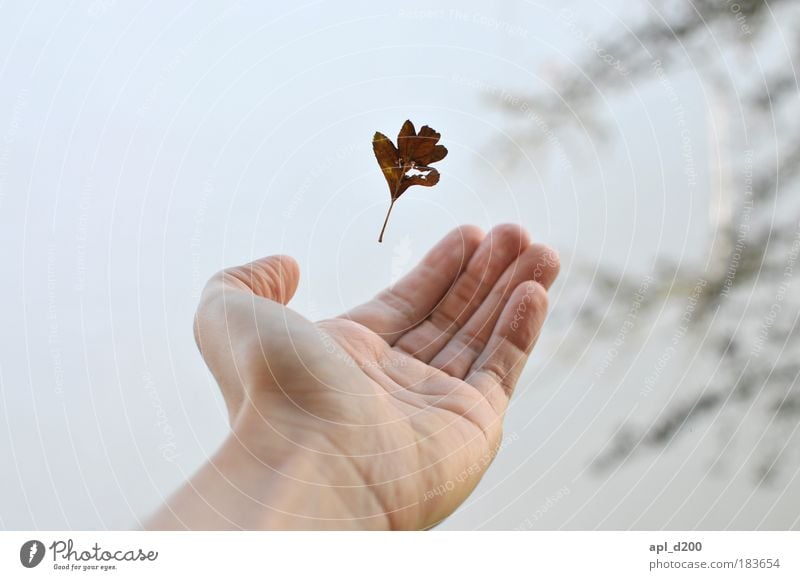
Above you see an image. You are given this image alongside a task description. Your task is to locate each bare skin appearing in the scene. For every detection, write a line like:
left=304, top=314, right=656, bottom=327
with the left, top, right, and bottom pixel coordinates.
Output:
left=146, top=224, right=560, bottom=530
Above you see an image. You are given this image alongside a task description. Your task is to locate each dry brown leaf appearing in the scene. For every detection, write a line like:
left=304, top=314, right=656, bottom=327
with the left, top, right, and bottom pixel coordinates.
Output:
left=373, top=119, right=448, bottom=242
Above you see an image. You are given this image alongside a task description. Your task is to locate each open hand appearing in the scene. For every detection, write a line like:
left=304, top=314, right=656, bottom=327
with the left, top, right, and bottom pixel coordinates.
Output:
left=151, top=224, right=559, bottom=530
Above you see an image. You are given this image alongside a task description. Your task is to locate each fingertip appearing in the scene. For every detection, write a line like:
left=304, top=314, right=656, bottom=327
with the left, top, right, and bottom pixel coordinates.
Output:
left=433, top=225, right=484, bottom=268
left=505, top=280, right=549, bottom=348
left=532, top=244, right=561, bottom=290
left=489, top=223, right=531, bottom=251
left=509, top=280, right=549, bottom=313
left=260, top=254, right=301, bottom=302
left=212, top=254, right=301, bottom=304
left=517, top=280, right=548, bottom=309
left=542, top=245, right=561, bottom=281
left=271, top=254, right=301, bottom=284
left=448, top=224, right=485, bottom=249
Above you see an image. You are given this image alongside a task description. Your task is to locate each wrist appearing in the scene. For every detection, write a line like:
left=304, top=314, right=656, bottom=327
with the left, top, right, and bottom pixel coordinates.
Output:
left=147, top=410, right=390, bottom=530
left=230, top=415, right=391, bottom=530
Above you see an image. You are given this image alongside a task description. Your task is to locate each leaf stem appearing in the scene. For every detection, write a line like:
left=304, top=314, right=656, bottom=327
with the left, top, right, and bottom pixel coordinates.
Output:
left=378, top=199, right=396, bottom=243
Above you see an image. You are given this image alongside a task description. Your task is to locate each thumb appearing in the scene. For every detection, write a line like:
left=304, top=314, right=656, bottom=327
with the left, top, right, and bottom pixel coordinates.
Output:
left=211, top=254, right=300, bottom=304
left=194, top=255, right=301, bottom=423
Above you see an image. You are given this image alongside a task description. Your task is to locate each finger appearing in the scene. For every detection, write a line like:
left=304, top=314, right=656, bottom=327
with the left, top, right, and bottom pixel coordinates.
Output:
left=194, top=255, right=301, bottom=421
left=340, top=225, right=484, bottom=343
left=394, top=223, right=530, bottom=360
left=466, top=281, right=550, bottom=414
left=195, top=255, right=301, bottom=357
left=429, top=243, right=559, bottom=378
left=207, top=254, right=300, bottom=303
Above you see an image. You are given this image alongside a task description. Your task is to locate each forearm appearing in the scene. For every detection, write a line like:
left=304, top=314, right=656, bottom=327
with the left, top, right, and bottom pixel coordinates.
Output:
left=145, top=431, right=390, bottom=530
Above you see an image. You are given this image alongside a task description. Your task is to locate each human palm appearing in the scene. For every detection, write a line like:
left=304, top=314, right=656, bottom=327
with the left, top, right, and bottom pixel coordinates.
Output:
left=194, top=224, right=559, bottom=530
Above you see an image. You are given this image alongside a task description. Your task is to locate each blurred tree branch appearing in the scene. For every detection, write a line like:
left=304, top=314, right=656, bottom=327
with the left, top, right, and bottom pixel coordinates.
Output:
left=497, top=0, right=800, bottom=481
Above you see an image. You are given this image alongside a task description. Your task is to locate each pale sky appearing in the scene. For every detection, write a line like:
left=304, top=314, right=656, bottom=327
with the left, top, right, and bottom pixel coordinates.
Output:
left=3, top=0, right=794, bottom=530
